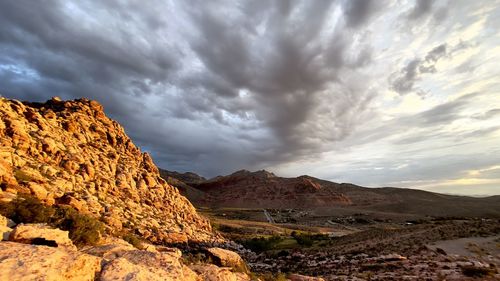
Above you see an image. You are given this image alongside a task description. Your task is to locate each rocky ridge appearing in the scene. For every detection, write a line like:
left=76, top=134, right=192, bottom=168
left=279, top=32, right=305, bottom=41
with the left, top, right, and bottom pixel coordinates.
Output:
left=0, top=97, right=213, bottom=243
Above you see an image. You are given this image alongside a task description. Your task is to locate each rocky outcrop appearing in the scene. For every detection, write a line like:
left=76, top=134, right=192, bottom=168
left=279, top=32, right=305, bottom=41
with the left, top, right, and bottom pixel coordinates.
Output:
left=9, top=223, right=77, bottom=250
left=0, top=97, right=214, bottom=243
left=99, top=249, right=197, bottom=281
left=190, top=264, right=250, bottom=281
left=0, top=230, right=252, bottom=281
left=207, top=247, right=249, bottom=273
left=0, top=242, right=101, bottom=281
left=0, top=215, right=13, bottom=241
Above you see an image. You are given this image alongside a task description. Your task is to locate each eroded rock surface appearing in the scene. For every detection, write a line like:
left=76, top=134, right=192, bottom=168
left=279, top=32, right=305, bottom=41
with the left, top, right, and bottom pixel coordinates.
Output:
left=207, top=247, right=249, bottom=273
left=9, top=223, right=76, bottom=250
left=0, top=238, right=254, bottom=281
left=0, top=97, right=214, bottom=243
left=190, top=264, right=250, bottom=281
left=100, top=249, right=197, bottom=281
left=0, top=242, right=101, bottom=281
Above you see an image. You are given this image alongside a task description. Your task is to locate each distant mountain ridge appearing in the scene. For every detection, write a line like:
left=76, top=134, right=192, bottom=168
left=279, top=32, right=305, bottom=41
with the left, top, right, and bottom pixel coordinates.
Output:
left=161, top=169, right=500, bottom=218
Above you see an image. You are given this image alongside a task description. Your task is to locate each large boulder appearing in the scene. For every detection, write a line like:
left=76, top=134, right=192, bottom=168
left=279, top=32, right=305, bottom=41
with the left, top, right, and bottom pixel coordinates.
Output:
left=0, top=226, right=11, bottom=241
left=0, top=215, right=13, bottom=241
left=0, top=242, right=101, bottom=281
left=99, top=249, right=197, bottom=281
left=206, top=247, right=249, bottom=273
left=0, top=214, right=14, bottom=227
left=82, top=237, right=136, bottom=260
left=9, top=224, right=76, bottom=250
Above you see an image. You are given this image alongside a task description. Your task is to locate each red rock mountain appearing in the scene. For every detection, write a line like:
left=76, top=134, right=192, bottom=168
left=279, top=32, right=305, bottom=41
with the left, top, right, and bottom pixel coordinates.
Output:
left=0, top=97, right=214, bottom=243
left=180, top=170, right=352, bottom=209
left=162, top=169, right=500, bottom=218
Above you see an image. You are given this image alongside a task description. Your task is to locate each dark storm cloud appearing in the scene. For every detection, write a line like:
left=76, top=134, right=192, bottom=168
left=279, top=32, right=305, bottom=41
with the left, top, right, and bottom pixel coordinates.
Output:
left=404, top=0, right=448, bottom=26
left=390, top=44, right=448, bottom=95
left=0, top=0, right=382, bottom=176
left=343, top=0, right=379, bottom=28
left=0, top=0, right=179, bottom=120
left=408, top=0, right=434, bottom=20
left=174, top=1, right=379, bottom=170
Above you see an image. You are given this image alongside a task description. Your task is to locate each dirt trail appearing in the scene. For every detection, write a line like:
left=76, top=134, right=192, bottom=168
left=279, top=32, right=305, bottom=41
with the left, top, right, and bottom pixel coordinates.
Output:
left=428, top=235, right=500, bottom=258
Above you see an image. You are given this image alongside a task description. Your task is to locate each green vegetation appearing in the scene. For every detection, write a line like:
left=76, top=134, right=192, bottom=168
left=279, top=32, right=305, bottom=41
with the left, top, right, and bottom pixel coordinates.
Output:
left=461, top=265, right=496, bottom=278
left=291, top=231, right=313, bottom=246
left=14, top=170, right=35, bottom=183
left=291, top=231, right=329, bottom=247
left=239, top=235, right=284, bottom=252
left=54, top=206, right=103, bottom=245
left=1, top=194, right=55, bottom=223
left=0, top=194, right=104, bottom=246
left=122, top=232, right=145, bottom=249
left=213, top=223, right=242, bottom=233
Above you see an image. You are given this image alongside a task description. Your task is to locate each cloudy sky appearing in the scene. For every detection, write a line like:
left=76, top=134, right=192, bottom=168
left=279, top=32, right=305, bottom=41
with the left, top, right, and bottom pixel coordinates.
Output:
left=1, top=0, right=499, bottom=196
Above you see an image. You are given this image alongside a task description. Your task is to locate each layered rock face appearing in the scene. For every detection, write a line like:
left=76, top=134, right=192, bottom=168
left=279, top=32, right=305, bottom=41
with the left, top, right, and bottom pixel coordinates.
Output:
left=0, top=97, right=213, bottom=243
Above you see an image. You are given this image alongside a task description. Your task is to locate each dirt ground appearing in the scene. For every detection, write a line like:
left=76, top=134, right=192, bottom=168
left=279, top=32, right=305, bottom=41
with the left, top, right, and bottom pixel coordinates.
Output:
left=429, top=235, right=500, bottom=260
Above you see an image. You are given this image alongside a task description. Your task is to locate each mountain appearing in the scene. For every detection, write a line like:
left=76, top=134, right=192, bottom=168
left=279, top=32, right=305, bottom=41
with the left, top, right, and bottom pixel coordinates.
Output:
left=159, top=169, right=207, bottom=185
left=0, top=97, right=214, bottom=243
left=161, top=169, right=500, bottom=218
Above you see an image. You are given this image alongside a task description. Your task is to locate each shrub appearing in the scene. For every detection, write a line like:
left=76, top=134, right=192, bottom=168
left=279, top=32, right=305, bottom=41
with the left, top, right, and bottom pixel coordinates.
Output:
left=53, top=206, right=104, bottom=246
left=182, top=252, right=209, bottom=265
left=240, top=235, right=284, bottom=252
left=122, top=233, right=144, bottom=249
left=14, top=170, right=35, bottom=183
left=461, top=265, right=495, bottom=277
left=0, top=195, right=54, bottom=223
left=0, top=194, right=103, bottom=246
left=291, top=232, right=325, bottom=247
left=294, top=235, right=313, bottom=247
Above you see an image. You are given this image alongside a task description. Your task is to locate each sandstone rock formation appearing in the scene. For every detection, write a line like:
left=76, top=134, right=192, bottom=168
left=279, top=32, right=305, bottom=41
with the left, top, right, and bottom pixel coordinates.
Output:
left=207, top=247, right=249, bottom=273
left=9, top=223, right=76, bottom=250
left=0, top=231, right=252, bottom=281
left=0, top=241, right=101, bottom=281
left=99, top=248, right=197, bottom=281
left=0, top=214, right=13, bottom=241
left=190, top=264, right=250, bottom=281
left=0, top=97, right=214, bottom=243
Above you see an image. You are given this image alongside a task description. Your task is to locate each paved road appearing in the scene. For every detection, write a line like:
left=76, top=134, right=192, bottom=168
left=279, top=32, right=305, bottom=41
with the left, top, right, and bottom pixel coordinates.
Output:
left=263, top=209, right=275, bottom=224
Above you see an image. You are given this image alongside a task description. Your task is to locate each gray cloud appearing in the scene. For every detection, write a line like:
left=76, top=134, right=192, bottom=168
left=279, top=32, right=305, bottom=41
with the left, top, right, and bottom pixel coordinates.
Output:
left=471, top=109, right=500, bottom=120
left=343, top=0, right=379, bottom=28
left=408, top=0, right=434, bottom=20
left=390, top=43, right=448, bottom=95
left=0, top=0, right=378, bottom=176
left=1, top=0, right=498, bottom=193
